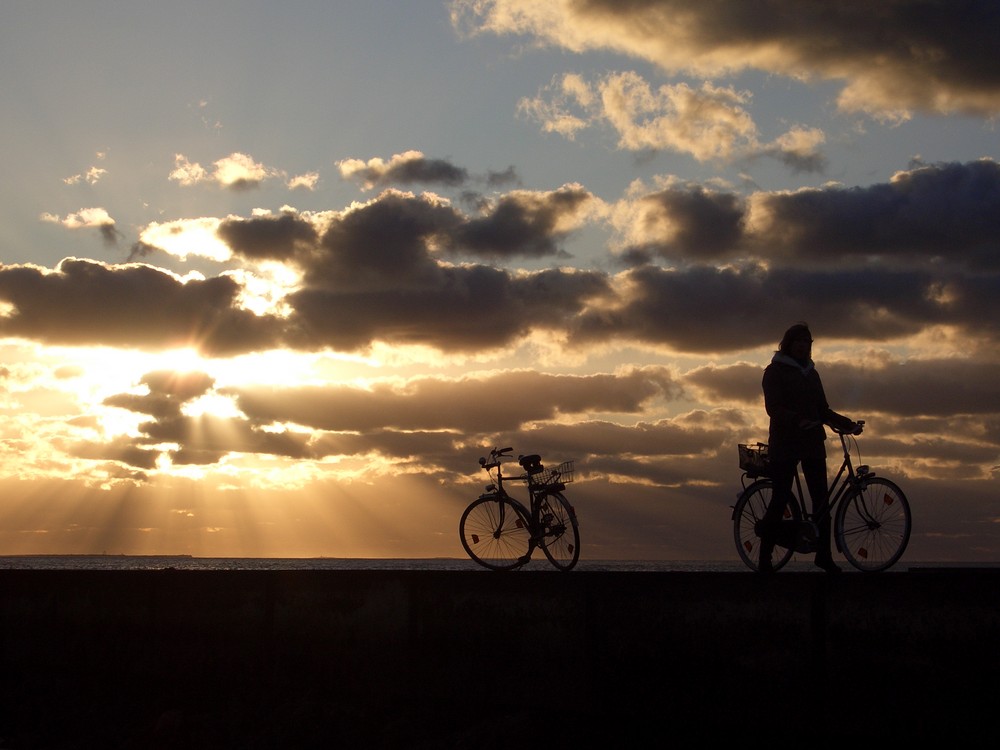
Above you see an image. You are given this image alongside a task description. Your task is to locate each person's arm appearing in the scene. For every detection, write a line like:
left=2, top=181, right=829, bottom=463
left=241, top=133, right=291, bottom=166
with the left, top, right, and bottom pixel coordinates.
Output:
left=814, top=373, right=861, bottom=433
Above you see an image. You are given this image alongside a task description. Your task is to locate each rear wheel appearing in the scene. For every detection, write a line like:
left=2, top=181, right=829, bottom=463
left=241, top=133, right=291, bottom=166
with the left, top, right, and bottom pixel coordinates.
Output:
left=733, top=481, right=801, bottom=572
left=835, top=478, right=911, bottom=572
left=459, top=496, right=532, bottom=571
left=537, top=491, right=580, bottom=571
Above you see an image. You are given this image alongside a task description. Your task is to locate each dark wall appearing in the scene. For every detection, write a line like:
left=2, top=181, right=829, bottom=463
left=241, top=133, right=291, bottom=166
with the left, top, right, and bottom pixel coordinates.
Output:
left=1, top=569, right=997, bottom=747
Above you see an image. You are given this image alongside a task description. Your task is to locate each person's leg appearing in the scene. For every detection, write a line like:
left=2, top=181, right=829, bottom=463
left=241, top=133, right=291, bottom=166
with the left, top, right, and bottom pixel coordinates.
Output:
left=801, top=455, right=839, bottom=571
left=758, top=459, right=795, bottom=571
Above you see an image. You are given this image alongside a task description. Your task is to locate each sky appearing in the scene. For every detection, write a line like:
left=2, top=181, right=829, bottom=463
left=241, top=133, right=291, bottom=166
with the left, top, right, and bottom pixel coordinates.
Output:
left=0, top=0, right=998, bottom=562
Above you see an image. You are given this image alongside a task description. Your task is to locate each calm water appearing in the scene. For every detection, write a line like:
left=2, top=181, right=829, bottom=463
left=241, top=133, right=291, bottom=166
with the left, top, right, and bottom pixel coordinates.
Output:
left=0, top=556, right=979, bottom=572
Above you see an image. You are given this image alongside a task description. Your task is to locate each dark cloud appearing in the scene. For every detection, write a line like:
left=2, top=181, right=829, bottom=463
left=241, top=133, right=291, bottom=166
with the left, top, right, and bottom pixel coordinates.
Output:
left=104, top=371, right=216, bottom=419
left=570, top=263, right=1000, bottom=352
left=619, top=160, right=1000, bottom=269
left=452, top=185, right=593, bottom=258
left=216, top=213, right=318, bottom=262
left=486, top=165, right=520, bottom=187
left=139, top=414, right=312, bottom=462
left=90, top=367, right=682, bottom=471
left=229, top=368, right=679, bottom=433
left=309, top=191, right=462, bottom=288
left=0, top=259, right=283, bottom=356
left=380, top=156, right=468, bottom=186
left=10, top=162, right=1000, bottom=360
left=69, top=435, right=160, bottom=471
left=751, top=160, right=1000, bottom=269
left=286, top=265, right=609, bottom=351
left=343, top=153, right=470, bottom=189
left=460, top=0, right=1000, bottom=116
left=625, top=184, right=746, bottom=262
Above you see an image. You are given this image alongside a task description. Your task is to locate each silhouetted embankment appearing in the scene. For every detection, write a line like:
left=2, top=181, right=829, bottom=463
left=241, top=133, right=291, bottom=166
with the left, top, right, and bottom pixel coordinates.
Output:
left=1, top=568, right=997, bottom=747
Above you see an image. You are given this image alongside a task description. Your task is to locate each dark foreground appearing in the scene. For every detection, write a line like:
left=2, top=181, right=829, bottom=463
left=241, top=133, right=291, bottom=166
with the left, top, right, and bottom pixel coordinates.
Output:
left=1, top=568, right=998, bottom=748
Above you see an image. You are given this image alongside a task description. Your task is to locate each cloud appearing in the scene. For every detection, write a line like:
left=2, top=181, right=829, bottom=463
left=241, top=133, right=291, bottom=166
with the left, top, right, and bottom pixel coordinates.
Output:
left=40, top=207, right=115, bottom=230
left=452, top=184, right=597, bottom=258
left=453, top=0, right=1000, bottom=118
left=338, top=150, right=470, bottom=190
left=570, top=262, right=1000, bottom=352
left=12, top=159, right=1000, bottom=359
left=611, top=180, right=746, bottom=263
left=169, top=152, right=281, bottom=190
left=40, top=207, right=120, bottom=246
left=687, top=357, right=1000, bottom=419
left=286, top=172, right=320, bottom=191
left=614, top=159, right=1000, bottom=270
left=217, top=212, right=319, bottom=263
left=519, top=71, right=827, bottom=169
left=88, top=367, right=682, bottom=471
left=228, top=367, right=680, bottom=433
left=104, top=370, right=217, bottom=419
left=62, top=166, right=108, bottom=186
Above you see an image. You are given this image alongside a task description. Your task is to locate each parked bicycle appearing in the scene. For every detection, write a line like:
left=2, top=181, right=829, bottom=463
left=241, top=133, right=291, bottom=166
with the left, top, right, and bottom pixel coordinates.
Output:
left=732, top=421, right=911, bottom=572
left=459, top=447, right=579, bottom=571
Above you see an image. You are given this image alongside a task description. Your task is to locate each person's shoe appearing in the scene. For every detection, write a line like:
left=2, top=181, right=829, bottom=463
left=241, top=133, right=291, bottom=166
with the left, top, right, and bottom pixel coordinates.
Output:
left=815, top=558, right=842, bottom=574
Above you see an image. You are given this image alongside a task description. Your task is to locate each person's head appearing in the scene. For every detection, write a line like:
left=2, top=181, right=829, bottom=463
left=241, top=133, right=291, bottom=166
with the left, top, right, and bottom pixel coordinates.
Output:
left=778, top=322, right=813, bottom=359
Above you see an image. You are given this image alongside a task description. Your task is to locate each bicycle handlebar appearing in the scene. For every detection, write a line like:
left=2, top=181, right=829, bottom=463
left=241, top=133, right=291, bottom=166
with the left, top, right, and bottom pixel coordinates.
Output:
left=832, top=419, right=865, bottom=436
left=479, top=446, right=513, bottom=469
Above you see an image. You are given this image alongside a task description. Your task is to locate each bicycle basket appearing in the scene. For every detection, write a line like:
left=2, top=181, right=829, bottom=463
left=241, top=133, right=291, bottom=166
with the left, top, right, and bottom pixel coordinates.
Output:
left=535, top=460, right=575, bottom=486
left=738, top=443, right=770, bottom=478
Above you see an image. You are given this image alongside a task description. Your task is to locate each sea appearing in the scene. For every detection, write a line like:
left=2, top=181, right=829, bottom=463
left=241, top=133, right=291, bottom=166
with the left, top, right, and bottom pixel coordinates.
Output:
left=0, top=555, right=983, bottom=572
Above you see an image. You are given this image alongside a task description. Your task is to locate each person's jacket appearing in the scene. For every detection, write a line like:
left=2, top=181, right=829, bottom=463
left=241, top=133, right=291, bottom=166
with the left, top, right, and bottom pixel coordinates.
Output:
left=762, top=353, right=853, bottom=460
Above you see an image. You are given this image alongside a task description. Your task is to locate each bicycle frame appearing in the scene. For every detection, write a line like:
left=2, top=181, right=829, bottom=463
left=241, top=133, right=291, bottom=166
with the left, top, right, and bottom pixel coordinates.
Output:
left=481, top=451, right=564, bottom=546
left=785, top=426, right=871, bottom=535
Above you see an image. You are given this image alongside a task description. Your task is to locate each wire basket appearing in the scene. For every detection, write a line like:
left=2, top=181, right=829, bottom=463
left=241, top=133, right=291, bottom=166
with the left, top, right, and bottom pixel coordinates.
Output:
left=738, top=443, right=770, bottom=478
left=534, top=460, right=575, bottom=486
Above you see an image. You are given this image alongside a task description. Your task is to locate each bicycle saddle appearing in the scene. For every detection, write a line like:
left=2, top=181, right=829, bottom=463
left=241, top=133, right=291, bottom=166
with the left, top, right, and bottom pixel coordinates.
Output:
left=518, top=454, right=544, bottom=472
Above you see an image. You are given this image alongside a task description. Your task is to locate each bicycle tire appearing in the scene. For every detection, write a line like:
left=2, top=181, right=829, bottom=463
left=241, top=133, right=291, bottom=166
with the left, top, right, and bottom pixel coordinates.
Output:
left=835, top=477, right=911, bottom=572
left=537, top=491, right=580, bottom=571
left=459, top=495, right=532, bottom=571
left=732, top=480, right=801, bottom=572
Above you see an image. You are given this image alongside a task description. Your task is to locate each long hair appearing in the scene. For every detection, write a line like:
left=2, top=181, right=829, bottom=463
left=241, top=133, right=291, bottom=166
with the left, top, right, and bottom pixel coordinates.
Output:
left=778, top=322, right=811, bottom=354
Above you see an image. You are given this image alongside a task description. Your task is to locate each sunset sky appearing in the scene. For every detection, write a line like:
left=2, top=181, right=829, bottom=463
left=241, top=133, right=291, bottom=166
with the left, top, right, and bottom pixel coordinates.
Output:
left=1, top=0, right=998, bottom=562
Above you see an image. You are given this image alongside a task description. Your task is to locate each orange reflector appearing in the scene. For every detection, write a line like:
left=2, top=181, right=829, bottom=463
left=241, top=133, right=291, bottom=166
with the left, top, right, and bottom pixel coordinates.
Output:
left=515, top=519, right=524, bottom=529
left=858, top=547, right=868, bottom=558
left=744, top=540, right=754, bottom=553
left=471, top=534, right=479, bottom=544
left=884, top=494, right=894, bottom=506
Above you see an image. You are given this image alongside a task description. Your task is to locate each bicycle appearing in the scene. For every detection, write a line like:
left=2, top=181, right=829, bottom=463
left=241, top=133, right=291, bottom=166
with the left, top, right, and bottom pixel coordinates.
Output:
left=459, top=447, right=579, bottom=571
left=732, top=421, right=912, bottom=572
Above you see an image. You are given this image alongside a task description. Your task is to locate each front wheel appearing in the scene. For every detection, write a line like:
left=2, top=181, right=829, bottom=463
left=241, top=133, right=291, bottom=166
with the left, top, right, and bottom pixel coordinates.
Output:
left=537, top=491, right=580, bottom=571
left=460, top=495, right=532, bottom=571
left=835, top=477, right=911, bottom=572
left=732, top=481, right=801, bottom=572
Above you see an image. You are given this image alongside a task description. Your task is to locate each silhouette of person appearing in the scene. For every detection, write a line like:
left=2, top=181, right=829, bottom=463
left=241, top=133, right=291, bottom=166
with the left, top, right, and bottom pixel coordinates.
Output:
left=758, top=323, right=861, bottom=573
